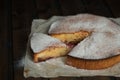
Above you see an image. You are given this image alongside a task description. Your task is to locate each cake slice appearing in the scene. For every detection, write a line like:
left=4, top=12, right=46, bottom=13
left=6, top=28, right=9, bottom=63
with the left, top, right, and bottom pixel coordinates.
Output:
left=30, top=33, right=70, bottom=62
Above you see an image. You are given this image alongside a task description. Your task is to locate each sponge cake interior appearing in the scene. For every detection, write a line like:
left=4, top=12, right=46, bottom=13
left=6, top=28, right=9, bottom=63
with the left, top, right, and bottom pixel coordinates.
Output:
left=50, top=31, right=90, bottom=44
left=34, top=46, right=69, bottom=62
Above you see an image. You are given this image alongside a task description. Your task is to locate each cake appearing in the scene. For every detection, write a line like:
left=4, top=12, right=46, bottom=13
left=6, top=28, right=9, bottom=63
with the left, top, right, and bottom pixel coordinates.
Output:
left=30, top=33, right=70, bottom=62
left=31, top=14, right=120, bottom=70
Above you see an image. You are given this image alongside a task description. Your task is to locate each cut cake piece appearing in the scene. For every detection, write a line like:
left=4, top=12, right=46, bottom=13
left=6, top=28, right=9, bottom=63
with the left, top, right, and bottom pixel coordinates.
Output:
left=30, top=33, right=70, bottom=62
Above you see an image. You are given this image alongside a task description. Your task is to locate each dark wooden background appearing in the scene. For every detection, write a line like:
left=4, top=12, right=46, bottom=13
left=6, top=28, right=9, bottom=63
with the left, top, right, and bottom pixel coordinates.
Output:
left=1, top=0, right=120, bottom=80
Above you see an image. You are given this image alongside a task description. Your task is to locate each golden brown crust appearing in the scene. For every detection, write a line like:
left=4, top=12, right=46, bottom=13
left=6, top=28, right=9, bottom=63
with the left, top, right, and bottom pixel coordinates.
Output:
left=33, top=46, right=70, bottom=62
left=50, top=31, right=90, bottom=44
left=66, top=55, right=120, bottom=70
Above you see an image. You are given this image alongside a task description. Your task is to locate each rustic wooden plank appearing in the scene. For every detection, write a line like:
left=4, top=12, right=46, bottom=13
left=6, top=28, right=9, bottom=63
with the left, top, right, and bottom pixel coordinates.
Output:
left=105, top=0, right=120, bottom=17
left=0, top=1, right=9, bottom=79
left=26, top=78, right=49, bottom=80
left=82, top=76, right=111, bottom=80
left=14, top=68, right=25, bottom=80
left=12, top=13, right=33, bottom=61
left=12, top=0, right=45, bottom=80
left=35, top=0, right=62, bottom=19
left=0, top=0, right=19, bottom=79
left=34, top=0, right=50, bottom=19
left=116, top=77, right=120, bottom=80
left=12, top=0, right=34, bottom=61
left=59, top=0, right=86, bottom=16
left=0, top=5, right=6, bottom=80
left=81, top=0, right=113, bottom=17
left=45, top=0, right=62, bottom=16
left=1, top=0, right=14, bottom=80
left=50, top=77, right=82, bottom=80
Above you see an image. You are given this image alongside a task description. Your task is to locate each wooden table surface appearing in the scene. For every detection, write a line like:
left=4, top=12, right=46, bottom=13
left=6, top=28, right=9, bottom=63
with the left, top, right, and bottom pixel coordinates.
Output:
left=1, top=0, right=120, bottom=80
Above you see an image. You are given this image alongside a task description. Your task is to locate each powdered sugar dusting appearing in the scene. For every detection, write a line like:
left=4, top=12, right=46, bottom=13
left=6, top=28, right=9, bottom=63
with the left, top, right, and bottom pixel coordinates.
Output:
left=69, top=32, right=120, bottom=59
left=49, top=14, right=120, bottom=34
left=30, top=33, right=67, bottom=53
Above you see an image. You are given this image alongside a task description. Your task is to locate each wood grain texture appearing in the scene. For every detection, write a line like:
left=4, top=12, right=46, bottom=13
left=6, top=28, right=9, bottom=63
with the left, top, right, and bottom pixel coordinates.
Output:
left=1, top=0, right=14, bottom=80
left=105, top=0, right=120, bottom=17
left=26, top=78, right=49, bottom=80
left=81, top=0, right=113, bottom=17
left=50, top=77, right=82, bottom=80
left=0, top=6, right=9, bottom=80
left=116, top=77, right=120, bottom=80
left=82, top=76, right=111, bottom=80
left=12, top=0, right=34, bottom=61
left=35, top=0, right=62, bottom=19
left=12, top=6, right=35, bottom=80
left=59, top=0, right=86, bottom=15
